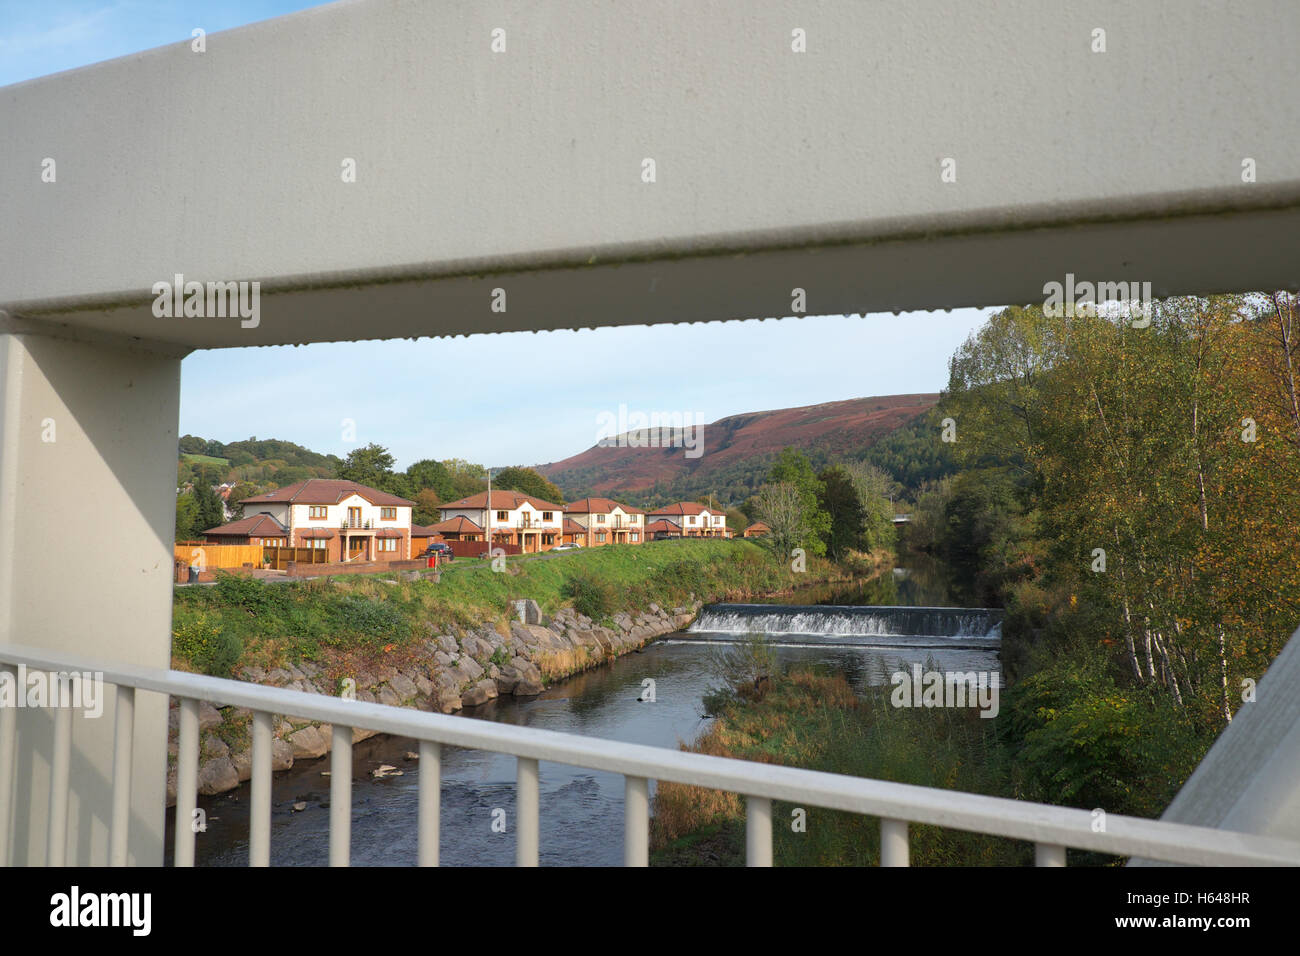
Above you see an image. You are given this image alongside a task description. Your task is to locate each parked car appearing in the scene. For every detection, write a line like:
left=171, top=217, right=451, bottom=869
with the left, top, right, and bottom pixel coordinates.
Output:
left=551, top=543, right=582, bottom=551
left=420, top=541, right=455, bottom=561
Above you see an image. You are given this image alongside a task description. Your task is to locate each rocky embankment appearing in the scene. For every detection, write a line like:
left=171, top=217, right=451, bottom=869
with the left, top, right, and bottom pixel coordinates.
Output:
left=167, top=599, right=701, bottom=804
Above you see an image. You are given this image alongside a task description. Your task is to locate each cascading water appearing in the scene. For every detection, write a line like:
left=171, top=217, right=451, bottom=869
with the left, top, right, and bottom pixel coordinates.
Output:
left=687, top=603, right=1002, bottom=648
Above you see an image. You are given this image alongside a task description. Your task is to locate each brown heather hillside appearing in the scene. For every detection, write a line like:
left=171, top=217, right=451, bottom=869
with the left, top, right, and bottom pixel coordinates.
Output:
left=537, top=394, right=939, bottom=502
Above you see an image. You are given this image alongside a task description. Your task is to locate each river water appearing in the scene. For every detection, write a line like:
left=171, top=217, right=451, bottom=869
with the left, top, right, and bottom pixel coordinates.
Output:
left=171, top=562, right=1000, bottom=866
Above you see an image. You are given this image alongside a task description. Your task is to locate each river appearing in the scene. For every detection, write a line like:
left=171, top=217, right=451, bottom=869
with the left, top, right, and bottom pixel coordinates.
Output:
left=169, top=560, right=1001, bottom=865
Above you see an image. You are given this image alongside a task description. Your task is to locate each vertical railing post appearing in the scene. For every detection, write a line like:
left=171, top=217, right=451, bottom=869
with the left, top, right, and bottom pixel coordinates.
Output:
left=173, top=697, right=199, bottom=867
left=329, top=724, right=352, bottom=866
left=46, top=672, right=72, bottom=867
left=418, top=740, right=441, bottom=866
left=1036, top=843, right=1067, bottom=866
left=249, top=710, right=272, bottom=867
left=624, top=776, right=649, bottom=866
left=516, top=757, right=539, bottom=867
left=881, top=818, right=909, bottom=867
left=0, top=663, right=16, bottom=867
left=746, top=796, right=772, bottom=867
left=109, top=684, right=135, bottom=866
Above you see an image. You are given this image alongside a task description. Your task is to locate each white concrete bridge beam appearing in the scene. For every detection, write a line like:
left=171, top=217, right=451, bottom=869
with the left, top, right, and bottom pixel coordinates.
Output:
left=0, top=326, right=181, bottom=864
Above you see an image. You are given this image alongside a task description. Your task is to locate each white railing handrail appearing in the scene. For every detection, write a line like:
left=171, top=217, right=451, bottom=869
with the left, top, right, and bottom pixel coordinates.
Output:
left=3, top=640, right=1298, bottom=867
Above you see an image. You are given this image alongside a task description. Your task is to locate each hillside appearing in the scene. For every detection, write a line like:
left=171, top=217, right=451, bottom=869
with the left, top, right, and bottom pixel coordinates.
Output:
left=537, top=394, right=940, bottom=506
left=178, top=435, right=342, bottom=488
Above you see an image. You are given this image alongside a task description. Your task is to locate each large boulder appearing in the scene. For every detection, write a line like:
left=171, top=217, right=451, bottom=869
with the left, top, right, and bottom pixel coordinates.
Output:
left=461, top=679, right=499, bottom=707
left=388, top=672, right=418, bottom=701
left=197, top=757, right=239, bottom=796
left=288, top=725, right=329, bottom=759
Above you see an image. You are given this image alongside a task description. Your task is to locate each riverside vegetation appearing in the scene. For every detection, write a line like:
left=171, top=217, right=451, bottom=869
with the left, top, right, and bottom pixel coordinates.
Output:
left=652, top=293, right=1300, bottom=865
left=167, top=538, right=858, bottom=802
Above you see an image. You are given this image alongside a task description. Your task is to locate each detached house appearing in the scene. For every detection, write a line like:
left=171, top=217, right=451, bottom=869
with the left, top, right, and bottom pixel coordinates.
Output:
left=646, top=502, right=732, bottom=538
left=204, top=478, right=417, bottom=562
left=563, top=497, right=645, bottom=546
left=435, top=490, right=564, bottom=553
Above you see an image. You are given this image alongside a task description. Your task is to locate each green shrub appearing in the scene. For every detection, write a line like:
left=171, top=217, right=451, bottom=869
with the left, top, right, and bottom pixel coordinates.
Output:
left=566, top=573, right=617, bottom=620
left=172, top=612, right=243, bottom=678
left=324, top=594, right=407, bottom=644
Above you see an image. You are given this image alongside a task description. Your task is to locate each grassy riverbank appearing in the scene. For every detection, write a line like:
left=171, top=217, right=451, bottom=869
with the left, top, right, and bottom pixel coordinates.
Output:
left=651, top=664, right=1027, bottom=866
left=651, top=648, right=1210, bottom=866
left=171, top=538, right=848, bottom=678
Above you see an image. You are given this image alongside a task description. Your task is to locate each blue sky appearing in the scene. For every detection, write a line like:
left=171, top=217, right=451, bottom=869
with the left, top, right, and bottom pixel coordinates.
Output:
left=3, top=2, right=994, bottom=469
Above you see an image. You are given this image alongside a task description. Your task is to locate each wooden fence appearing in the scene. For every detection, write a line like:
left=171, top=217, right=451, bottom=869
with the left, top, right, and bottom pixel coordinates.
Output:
left=173, top=542, right=264, bottom=570
left=262, top=547, right=330, bottom=571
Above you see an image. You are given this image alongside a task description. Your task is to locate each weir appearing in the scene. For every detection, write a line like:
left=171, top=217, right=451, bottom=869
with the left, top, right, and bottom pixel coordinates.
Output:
left=688, top=604, right=1003, bottom=647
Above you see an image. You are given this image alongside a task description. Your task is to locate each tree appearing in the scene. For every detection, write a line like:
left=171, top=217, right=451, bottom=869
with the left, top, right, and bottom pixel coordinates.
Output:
left=336, top=443, right=397, bottom=487
left=817, top=466, right=867, bottom=559
left=192, top=480, right=226, bottom=534
left=413, top=488, right=442, bottom=526
left=766, top=448, right=829, bottom=555
left=174, top=492, right=200, bottom=542
left=843, top=461, right=900, bottom=553
left=493, top=466, right=565, bottom=504
left=753, top=482, right=807, bottom=560
left=406, top=458, right=455, bottom=500
left=226, top=481, right=264, bottom=520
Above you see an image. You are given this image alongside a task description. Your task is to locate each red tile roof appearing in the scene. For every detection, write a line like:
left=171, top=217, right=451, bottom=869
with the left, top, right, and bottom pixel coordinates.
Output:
left=297, top=528, right=336, bottom=539
left=649, top=502, right=711, bottom=517
left=743, top=522, right=771, bottom=534
left=409, top=524, right=440, bottom=537
left=430, top=515, right=483, bottom=534
left=564, top=497, right=645, bottom=515
left=440, top=490, right=563, bottom=512
left=204, top=513, right=287, bottom=537
left=646, top=518, right=682, bottom=534
left=241, top=478, right=414, bottom=507
left=563, top=518, right=585, bottom=533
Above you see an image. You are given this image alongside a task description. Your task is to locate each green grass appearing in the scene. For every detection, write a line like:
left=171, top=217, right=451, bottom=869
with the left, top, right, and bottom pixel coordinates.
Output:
left=181, top=453, right=230, bottom=467
left=172, top=539, right=837, bottom=676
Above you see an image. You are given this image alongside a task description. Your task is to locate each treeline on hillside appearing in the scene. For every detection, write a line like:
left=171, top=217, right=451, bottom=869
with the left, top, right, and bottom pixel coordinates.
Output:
left=741, top=448, right=897, bottom=563
left=910, top=293, right=1300, bottom=733
left=555, top=417, right=951, bottom=508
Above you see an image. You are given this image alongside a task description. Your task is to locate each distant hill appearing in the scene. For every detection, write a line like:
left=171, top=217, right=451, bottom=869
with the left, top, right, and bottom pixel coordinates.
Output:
left=537, top=394, right=941, bottom=506
left=178, top=435, right=342, bottom=487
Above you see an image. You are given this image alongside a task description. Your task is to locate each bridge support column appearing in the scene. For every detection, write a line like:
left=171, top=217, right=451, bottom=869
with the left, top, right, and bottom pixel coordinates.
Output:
left=0, top=325, right=182, bottom=865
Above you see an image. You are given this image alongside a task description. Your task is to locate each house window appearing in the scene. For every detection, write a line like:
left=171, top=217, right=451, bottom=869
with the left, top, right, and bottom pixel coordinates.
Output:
left=542, top=512, right=552, bottom=520
left=497, top=510, right=508, bottom=521
left=596, top=514, right=605, bottom=523
left=380, top=538, right=398, bottom=552
left=686, top=516, right=695, bottom=524
left=311, top=539, right=327, bottom=550
left=381, top=507, right=396, bottom=520
left=596, top=532, right=606, bottom=543
left=630, top=533, right=639, bottom=542
left=309, top=505, right=327, bottom=519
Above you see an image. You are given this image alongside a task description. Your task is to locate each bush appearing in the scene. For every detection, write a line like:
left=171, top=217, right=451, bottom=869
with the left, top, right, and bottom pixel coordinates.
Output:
left=172, top=612, right=243, bottom=678
left=324, top=594, right=407, bottom=645
left=566, top=573, right=617, bottom=620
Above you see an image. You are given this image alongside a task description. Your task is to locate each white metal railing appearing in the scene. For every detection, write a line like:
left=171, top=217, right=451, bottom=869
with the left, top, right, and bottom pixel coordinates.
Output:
left=2, top=641, right=1299, bottom=868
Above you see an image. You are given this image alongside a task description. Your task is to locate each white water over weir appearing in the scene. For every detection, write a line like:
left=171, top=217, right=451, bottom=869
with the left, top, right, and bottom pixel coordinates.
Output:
left=688, top=604, right=1003, bottom=648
